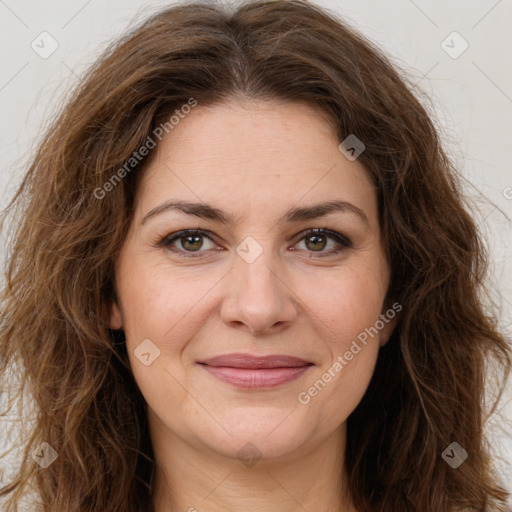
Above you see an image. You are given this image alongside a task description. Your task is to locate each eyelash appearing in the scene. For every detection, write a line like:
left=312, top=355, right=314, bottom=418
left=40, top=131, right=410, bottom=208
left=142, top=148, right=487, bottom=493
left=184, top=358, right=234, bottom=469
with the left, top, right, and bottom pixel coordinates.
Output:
left=158, top=228, right=352, bottom=258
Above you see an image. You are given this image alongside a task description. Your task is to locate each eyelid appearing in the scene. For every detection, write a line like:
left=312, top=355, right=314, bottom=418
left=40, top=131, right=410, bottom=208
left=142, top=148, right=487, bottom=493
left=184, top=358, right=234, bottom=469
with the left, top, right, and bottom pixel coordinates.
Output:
left=158, top=228, right=352, bottom=257
left=159, top=229, right=220, bottom=256
left=296, top=228, right=353, bottom=249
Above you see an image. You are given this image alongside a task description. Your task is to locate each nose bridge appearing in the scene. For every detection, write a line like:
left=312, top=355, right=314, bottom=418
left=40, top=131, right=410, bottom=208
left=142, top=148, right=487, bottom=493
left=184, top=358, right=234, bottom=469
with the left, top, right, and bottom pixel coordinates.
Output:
left=238, top=248, right=279, bottom=296
left=234, top=233, right=277, bottom=285
left=235, top=239, right=283, bottom=309
left=220, top=237, right=297, bottom=335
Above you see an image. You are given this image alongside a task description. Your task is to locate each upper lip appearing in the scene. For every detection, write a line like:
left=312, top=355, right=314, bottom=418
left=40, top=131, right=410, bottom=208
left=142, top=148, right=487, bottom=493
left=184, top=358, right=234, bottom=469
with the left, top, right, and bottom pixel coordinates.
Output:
left=198, top=353, right=313, bottom=369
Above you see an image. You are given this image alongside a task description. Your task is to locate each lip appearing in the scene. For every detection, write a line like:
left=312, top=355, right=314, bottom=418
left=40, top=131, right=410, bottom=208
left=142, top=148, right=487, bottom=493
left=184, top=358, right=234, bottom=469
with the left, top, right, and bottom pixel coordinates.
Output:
left=198, top=353, right=312, bottom=368
left=198, top=353, right=314, bottom=389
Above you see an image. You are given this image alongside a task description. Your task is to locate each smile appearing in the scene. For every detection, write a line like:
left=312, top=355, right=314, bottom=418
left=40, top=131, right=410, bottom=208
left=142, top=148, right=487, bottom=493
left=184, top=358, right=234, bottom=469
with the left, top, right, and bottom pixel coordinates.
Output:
left=198, top=364, right=313, bottom=389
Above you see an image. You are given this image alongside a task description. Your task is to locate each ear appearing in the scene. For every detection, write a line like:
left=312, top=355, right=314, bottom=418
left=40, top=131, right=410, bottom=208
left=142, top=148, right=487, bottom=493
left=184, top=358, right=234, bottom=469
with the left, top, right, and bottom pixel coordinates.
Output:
left=109, top=300, right=123, bottom=330
left=378, top=303, right=400, bottom=347
left=379, top=315, right=397, bottom=347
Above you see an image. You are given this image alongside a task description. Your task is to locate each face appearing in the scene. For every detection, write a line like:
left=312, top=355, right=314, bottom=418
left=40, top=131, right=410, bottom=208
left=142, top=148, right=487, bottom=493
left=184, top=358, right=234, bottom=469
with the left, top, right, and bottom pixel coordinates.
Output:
left=110, top=99, right=395, bottom=463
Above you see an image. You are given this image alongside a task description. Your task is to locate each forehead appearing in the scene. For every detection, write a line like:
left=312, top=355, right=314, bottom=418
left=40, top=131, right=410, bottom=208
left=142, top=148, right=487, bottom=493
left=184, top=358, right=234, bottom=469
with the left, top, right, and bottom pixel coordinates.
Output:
left=147, top=99, right=339, bottom=173
left=135, top=99, right=377, bottom=225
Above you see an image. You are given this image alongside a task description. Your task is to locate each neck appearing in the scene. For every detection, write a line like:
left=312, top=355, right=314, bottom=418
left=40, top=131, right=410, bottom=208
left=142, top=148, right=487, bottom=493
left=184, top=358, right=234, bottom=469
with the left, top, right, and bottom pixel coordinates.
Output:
left=150, top=414, right=356, bottom=512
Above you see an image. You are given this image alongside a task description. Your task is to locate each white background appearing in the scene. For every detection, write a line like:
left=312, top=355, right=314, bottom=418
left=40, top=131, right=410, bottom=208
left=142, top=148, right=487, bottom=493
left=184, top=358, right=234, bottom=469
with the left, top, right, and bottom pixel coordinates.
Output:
left=1, top=0, right=511, bottom=503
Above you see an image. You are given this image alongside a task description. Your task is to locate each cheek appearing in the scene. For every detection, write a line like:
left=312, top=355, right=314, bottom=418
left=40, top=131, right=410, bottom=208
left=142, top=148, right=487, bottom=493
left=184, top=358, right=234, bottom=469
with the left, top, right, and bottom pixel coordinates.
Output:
left=118, top=257, right=215, bottom=344
left=116, top=258, right=223, bottom=407
left=303, top=262, right=387, bottom=344
left=295, top=263, right=385, bottom=406
left=296, top=275, right=382, bottom=425
left=118, top=263, right=202, bottom=412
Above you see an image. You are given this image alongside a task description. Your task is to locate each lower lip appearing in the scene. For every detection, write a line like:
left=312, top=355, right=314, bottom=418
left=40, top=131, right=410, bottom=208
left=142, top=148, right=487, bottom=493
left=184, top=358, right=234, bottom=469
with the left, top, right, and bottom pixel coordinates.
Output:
left=200, top=364, right=312, bottom=389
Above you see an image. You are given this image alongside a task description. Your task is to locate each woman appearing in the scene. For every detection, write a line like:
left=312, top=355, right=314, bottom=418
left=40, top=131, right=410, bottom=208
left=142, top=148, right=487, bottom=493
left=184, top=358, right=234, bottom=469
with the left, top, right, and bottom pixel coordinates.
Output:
left=1, top=1, right=510, bottom=511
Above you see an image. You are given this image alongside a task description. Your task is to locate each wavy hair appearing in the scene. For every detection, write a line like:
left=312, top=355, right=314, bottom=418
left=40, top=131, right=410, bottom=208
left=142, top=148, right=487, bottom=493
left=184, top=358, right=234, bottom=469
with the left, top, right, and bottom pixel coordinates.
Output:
left=1, top=1, right=511, bottom=510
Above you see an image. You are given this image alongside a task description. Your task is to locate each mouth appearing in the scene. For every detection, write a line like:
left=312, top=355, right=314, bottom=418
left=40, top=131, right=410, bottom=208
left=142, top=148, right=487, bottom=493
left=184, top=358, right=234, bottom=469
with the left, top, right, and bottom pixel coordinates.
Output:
left=197, top=353, right=314, bottom=389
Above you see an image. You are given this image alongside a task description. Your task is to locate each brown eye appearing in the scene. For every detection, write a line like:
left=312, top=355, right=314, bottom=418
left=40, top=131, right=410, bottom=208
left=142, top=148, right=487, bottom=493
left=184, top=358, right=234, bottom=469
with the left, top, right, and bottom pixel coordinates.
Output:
left=304, top=234, right=328, bottom=251
left=161, top=230, right=218, bottom=257
left=179, top=234, right=204, bottom=251
left=293, top=228, right=352, bottom=256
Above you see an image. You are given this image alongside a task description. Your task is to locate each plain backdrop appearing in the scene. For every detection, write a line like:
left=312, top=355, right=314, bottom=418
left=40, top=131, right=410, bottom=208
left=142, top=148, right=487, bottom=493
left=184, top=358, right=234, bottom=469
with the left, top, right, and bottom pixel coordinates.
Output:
left=1, top=0, right=511, bottom=502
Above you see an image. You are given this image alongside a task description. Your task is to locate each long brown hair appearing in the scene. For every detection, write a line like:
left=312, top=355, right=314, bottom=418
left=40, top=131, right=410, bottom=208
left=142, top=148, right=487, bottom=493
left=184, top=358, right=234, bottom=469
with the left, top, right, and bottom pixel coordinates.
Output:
left=1, top=1, right=510, bottom=510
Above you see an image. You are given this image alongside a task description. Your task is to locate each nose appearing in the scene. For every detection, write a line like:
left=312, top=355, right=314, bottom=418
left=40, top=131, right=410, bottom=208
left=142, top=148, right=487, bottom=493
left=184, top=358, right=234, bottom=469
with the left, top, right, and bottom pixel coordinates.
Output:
left=220, top=249, right=298, bottom=337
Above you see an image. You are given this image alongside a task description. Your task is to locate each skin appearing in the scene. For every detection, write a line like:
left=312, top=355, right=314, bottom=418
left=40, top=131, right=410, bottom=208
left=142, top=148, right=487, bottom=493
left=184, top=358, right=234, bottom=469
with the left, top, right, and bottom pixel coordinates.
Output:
left=109, top=98, right=396, bottom=512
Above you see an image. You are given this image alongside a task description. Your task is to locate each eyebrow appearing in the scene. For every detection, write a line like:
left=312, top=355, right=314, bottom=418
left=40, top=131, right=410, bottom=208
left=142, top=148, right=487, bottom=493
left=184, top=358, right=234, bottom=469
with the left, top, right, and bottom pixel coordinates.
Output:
left=140, top=199, right=368, bottom=226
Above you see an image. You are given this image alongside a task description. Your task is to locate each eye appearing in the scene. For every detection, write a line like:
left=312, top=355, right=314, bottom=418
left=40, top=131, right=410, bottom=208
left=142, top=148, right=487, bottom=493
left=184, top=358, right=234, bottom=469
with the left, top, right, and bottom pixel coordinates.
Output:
left=292, top=228, right=352, bottom=256
left=159, top=228, right=352, bottom=258
left=160, top=229, right=219, bottom=257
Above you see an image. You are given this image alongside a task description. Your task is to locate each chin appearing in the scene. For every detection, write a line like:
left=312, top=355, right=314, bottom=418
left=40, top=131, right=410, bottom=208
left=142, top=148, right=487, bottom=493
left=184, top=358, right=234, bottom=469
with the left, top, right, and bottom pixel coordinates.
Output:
left=196, top=414, right=315, bottom=463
